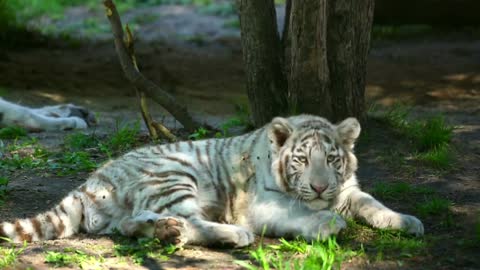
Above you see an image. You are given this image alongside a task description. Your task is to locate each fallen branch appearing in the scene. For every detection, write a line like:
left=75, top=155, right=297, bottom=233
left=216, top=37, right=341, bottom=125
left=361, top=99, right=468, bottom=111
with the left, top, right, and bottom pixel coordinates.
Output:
left=103, top=0, right=200, bottom=133
left=123, top=25, right=177, bottom=142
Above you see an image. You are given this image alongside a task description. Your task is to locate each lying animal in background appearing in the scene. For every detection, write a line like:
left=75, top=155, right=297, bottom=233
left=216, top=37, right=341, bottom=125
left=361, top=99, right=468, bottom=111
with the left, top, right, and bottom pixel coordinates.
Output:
left=0, top=115, right=423, bottom=246
left=0, top=97, right=96, bottom=132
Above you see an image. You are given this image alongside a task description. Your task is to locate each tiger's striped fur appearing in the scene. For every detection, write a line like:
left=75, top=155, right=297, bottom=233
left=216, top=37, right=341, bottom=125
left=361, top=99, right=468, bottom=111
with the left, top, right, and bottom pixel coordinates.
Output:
left=0, top=115, right=423, bottom=247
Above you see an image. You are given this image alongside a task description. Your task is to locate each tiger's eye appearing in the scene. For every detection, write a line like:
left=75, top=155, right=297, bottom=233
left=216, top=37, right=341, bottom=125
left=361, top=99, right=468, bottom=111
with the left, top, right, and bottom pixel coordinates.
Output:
left=298, top=156, right=308, bottom=164
left=327, top=155, right=335, bottom=162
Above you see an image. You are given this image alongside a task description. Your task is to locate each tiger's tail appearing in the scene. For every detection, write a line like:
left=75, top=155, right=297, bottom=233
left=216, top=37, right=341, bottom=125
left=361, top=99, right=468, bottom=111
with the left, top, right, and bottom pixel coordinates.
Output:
left=0, top=191, right=84, bottom=243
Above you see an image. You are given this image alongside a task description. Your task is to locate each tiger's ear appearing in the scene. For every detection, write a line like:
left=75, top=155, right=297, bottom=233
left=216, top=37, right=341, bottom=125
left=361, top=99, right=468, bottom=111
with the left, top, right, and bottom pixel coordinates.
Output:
left=336, top=117, right=361, bottom=149
left=268, top=117, right=293, bottom=152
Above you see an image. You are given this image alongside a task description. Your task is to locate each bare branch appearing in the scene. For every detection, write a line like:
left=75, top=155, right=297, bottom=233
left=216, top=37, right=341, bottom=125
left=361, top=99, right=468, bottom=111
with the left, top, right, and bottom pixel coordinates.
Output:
left=103, top=0, right=200, bottom=132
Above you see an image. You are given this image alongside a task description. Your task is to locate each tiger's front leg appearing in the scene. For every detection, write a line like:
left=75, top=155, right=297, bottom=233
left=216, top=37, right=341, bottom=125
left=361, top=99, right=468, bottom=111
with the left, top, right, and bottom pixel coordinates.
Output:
left=336, top=188, right=424, bottom=236
left=250, top=192, right=346, bottom=241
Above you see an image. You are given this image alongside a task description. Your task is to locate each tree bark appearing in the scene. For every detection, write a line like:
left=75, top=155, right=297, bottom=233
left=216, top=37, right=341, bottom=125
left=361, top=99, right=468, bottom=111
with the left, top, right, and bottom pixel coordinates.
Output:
left=285, top=0, right=373, bottom=122
left=288, top=0, right=332, bottom=118
left=237, top=0, right=288, bottom=126
left=327, top=0, right=374, bottom=122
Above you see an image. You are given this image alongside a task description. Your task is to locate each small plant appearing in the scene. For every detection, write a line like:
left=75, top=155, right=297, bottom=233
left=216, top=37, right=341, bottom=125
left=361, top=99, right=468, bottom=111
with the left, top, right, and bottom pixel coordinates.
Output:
left=113, top=237, right=176, bottom=265
left=0, top=139, right=50, bottom=170
left=64, top=132, right=98, bottom=151
left=100, top=122, right=141, bottom=156
left=236, top=237, right=357, bottom=270
left=416, top=145, right=452, bottom=169
left=416, top=197, right=452, bottom=217
left=0, top=239, right=27, bottom=268
left=375, top=105, right=454, bottom=169
left=411, top=116, right=453, bottom=152
left=188, top=127, right=210, bottom=140
left=0, top=126, right=27, bottom=139
left=45, top=248, right=103, bottom=268
left=56, top=151, right=98, bottom=175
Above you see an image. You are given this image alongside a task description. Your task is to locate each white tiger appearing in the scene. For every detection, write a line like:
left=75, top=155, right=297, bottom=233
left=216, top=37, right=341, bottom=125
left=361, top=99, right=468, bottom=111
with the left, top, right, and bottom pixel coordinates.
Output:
left=0, top=115, right=423, bottom=247
left=0, top=97, right=96, bottom=132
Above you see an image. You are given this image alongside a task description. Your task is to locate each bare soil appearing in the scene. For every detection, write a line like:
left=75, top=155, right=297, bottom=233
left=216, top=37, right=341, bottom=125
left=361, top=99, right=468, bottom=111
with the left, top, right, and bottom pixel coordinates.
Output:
left=1, top=4, right=479, bottom=270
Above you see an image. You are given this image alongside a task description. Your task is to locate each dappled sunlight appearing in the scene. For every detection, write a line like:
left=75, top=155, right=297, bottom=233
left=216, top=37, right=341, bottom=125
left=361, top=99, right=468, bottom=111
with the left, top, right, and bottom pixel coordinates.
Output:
left=35, top=91, right=67, bottom=103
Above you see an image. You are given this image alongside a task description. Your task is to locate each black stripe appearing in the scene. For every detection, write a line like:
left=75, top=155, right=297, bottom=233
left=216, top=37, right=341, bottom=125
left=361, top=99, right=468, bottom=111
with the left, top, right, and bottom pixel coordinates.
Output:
left=163, top=156, right=193, bottom=167
left=154, top=194, right=196, bottom=213
left=139, top=169, right=198, bottom=187
left=152, top=145, right=164, bottom=155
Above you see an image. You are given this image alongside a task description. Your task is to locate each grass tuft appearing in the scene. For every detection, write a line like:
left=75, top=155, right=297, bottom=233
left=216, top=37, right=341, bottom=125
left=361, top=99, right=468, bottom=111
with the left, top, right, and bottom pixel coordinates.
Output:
left=375, top=105, right=455, bottom=169
left=113, top=236, right=176, bottom=265
left=236, top=237, right=360, bottom=270
left=0, top=239, right=27, bottom=268
left=0, top=126, right=27, bottom=139
left=415, top=197, right=452, bottom=217
left=45, top=248, right=104, bottom=268
left=372, top=182, right=434, bottom=201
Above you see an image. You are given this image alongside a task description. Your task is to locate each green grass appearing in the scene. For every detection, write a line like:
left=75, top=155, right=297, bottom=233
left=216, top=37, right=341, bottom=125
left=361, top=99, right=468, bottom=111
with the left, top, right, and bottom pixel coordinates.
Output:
left=236, top=237, right=361, bottom=270
left=99, top=122, right=141, bottom=156
left=0, top=138, right=50, bottom=170
left=0, top=126, right=27, bottom=139
left=375, top=105, right=455, bottom=169
left=0, top=239, right=27, bottom=268
left=113, top=236, right=176, bottom=265
left=416, top=145, right=452, bottom=169
left=372, top=182, right=435, bottom=201
left=188, top=127, right=210, bottom=140
left=45, top=248, right=104, bottom=268
left=373, top=230, right=426, bottom=260
left=341, top=219, right=426, bottom=262
left=370, top=182, right=453, bottom=228
left=64, top=132, right=99, bottom=151
left=415, top=197, right=452, bottom=217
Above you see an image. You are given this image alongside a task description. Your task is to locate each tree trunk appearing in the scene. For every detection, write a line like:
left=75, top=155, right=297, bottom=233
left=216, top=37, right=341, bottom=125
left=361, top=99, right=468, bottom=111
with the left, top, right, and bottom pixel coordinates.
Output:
left=326, top=0, right=374, bottom=122
left=238, top=0, right=374, bottom=125
left=288, top=0, right=332, bottom=118
left=286, top=0, right=374, bottom=122
left=237, top=0, right=288, bottom=127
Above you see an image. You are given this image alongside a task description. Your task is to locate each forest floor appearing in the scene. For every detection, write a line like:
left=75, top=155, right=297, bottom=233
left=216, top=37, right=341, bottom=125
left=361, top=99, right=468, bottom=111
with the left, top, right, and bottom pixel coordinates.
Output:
left=0, top=2, right=479, bottom=270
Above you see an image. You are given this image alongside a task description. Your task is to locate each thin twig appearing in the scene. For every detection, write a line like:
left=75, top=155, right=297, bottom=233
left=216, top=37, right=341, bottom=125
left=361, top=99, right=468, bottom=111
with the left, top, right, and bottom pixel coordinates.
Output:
left=103, top=0, right=200, bottom=132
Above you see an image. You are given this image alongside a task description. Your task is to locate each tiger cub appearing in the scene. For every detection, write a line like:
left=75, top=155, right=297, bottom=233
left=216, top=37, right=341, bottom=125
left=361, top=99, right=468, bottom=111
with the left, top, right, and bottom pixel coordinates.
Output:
left=0, top=115, right=423, bottom=247
left=0, top=97, right=96, bottom=132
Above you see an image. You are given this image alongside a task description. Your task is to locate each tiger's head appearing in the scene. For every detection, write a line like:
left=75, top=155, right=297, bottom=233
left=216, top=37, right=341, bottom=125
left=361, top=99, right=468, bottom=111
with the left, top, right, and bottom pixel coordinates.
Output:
left=268, top=115, right=361, bottom=210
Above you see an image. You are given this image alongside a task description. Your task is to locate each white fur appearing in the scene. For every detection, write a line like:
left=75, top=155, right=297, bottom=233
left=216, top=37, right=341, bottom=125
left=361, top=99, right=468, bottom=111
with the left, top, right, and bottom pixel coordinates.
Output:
left=0, top=97, right=90, bottom=131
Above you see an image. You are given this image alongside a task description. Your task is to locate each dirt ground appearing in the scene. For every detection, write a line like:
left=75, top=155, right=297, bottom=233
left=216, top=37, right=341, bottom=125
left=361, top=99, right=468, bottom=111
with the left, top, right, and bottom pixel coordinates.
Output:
left=0, top=3, right=479, bottom=270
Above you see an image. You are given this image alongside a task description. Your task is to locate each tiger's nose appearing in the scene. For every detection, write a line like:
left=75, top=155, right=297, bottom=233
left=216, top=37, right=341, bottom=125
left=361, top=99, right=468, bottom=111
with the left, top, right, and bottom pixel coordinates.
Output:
left=310, top=184, right=328, bottom=194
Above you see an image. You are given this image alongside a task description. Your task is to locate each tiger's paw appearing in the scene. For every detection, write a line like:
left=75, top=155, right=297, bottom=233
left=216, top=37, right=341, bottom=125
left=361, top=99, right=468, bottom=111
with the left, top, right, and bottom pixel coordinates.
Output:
left=212, top=224, right=255, bottom=248
left=372, top=212, right=424, bottom=236
left=66, top=105, right=97, bottom=127
left=154, top=217, right=188, bottom=247
left=397, top=214, right=424, bottom=236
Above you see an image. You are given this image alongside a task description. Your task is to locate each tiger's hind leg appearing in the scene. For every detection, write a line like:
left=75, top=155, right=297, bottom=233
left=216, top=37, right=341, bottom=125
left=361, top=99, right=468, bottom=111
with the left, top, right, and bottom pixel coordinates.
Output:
left=119, top=211, right=189, bottom=247
left=32, top=103, right=96, bottom=127
left=119, top=211, right=254, bottom=248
